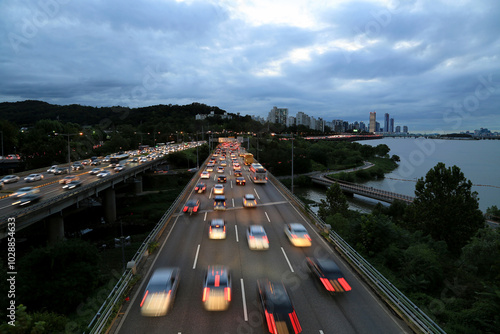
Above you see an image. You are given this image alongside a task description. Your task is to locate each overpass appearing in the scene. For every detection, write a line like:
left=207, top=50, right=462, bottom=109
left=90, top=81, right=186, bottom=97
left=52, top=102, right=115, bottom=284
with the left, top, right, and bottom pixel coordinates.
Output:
left=310, top=172, right=414, bottom=203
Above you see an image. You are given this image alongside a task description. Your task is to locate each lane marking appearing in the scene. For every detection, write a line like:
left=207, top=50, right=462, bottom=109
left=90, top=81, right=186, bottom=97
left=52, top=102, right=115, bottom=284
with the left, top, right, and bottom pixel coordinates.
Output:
left=264, top=211, right=271, bottom=223
left=241, top=278, right=248, bottom=322
left=192, top=244, right=200, bottom=269
left=230, top=180, right=233, bottom=189
left=232, top=198, right=235, bottom=207
left=253, top=188, right=260, bottom=199
left=235, top=225, right=239, bottom=242
left=281, top=247, right=294, bottom=272
left=204, top=212, right=207, bottom=221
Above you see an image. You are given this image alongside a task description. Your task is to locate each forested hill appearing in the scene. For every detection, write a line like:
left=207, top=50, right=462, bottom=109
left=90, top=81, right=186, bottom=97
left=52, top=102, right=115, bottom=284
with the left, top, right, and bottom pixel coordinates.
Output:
left=0, top=100, right=229, bottom=127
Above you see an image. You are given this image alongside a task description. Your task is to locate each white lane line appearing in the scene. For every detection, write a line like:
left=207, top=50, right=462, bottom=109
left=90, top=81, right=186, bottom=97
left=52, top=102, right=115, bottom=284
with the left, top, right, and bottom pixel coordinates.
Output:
left=241, top=278, right=248, bottom=321
left=319, top=331, right=324, bottom=334
left=193, top=244, right=201, bottom=269
left=235, top=225, right=239, bottom=242
left=232, top=198, right=235, bottom=207
left=281, top=247, right=294, bottom=272
left=253, top=188, right=260, bottom=199
left=204, top=212, right=207, bottom=221
left=264, top=211, right=271, bottom=223
left=230, top=180, right=233, bottom=189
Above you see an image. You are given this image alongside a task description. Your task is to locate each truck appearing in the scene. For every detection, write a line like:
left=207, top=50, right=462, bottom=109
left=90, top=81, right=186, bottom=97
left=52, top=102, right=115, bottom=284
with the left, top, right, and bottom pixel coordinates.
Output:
left=244, top=153, right=254, bottom=165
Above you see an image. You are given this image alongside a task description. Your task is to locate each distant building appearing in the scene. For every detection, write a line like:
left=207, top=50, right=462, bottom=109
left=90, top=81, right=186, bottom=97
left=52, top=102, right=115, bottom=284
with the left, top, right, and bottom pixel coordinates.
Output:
left=268, top=106, right=288, bottom=125
left=369, top=112, right=376, bottom=133
left=376, top=122, right=381, bottom=132
left=286, top=116, right=296, bottom=127
left=403, top=125, right=408, bottom=133
left=384, top=113, right=390, bottom=133
left=395, top=125, right=401, bottom=133
left=390, top=118, right=394, bottom=133
left=195, top=111, right=232, bottom=120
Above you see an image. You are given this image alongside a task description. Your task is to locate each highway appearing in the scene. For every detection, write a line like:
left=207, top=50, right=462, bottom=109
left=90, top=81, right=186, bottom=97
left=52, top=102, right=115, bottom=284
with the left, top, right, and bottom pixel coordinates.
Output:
left=113, top=152, right=411, bottom=334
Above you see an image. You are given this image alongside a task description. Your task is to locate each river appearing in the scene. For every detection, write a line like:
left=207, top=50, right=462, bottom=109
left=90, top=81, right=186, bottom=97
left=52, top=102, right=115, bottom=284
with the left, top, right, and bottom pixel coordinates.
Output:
left=294, top=138, right=500, bottom=213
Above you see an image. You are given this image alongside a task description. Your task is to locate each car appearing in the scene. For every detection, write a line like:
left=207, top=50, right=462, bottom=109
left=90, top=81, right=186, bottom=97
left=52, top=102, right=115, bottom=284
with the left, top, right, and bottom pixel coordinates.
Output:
left=24, top=174, right=43, bottom=182
left=257, top=279, right=302, bottom=334
left=0, top=181, right=3, bottom=190
left=71, top=162, right=84, bottom=171
left=217, top=175, right=227, bottom=183
left=59, top=175, right=79, bottom=184
left=1, top=175, right=20, bottom=184
left=235, top=177, right=246, bottom=186
left=200, top=171, right=210, bottom=179
left=81, top=159, right=91, bottom=166
left=217, top=166, right=224, bottom=173
left=11, top=193, right=42, bottom=207
left=11, top=187, right=40, bottom=198
left=306, top=257, right=352, bottom=293
left=206, top=165, right=214, bottom=172
left=246, top=225, right=269, bottom=250
left=233, top=163, right=241, bottom=171
left=195, top=182, right=207, bottom=193
left=234, top=171, right=243, bottom=177
left=220, top=160, right=227, bottom=167
left=209, top=219, right=226, bottom=239
left=183, top=199, right=200, bottom=214
left=140, top=267, right=180, bottom=317
left=62, top=180, right=82, bottom=190
left=54, top=167, right=69, bottom=175
left=47, top=165, right=58, bottom=173
left=213, top=184, right=224, bottom=195
left=243, top=194, right=257, bottom=208
left=89, top=168, right=103, bottom=175
left=97, top=170, right=111, bottom=178
left=114, top=165, right=126, bottom=172
left=213, top=195, right=226, bottom=211
left=202, top=265, right=232, bottom=311
left=90, top=159, right=102, bottom=166
left=284, top=223, right=311, bottom=247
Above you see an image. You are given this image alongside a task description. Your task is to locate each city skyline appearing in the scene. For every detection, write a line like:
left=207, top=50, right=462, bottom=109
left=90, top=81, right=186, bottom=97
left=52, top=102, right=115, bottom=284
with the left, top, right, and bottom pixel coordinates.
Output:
left=1, top=0, right=499, bottom=133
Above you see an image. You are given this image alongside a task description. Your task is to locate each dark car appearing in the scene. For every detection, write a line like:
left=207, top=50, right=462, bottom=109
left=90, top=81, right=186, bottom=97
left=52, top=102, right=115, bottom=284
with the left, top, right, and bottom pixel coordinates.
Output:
left=202, top=265, right=232, bottom=311
left=140, top=267, right=180, bottom=317
left=217, top=175, right=227, bottom=183
left=195, top=182, right=207, bottom=194
left=54, top=167, right=70, bottom=175
left=306, top=257, right=351, bottom=293
left=183, top=199, right=201, bottom=214
left=257, top=279, right=302, bottom=334
left=235, top=177, right=246, bottom=186
left=213, top=195, right=226, bottom=211
left=11, top=193, right=42, bottom=207
left=234, top=171, right=243, bottom=177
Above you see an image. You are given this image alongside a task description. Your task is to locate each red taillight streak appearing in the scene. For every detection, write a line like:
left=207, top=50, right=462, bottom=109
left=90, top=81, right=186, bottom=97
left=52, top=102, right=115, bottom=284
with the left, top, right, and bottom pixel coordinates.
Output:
left=183, top=206, right=187, bottom=212
left=202, top=287, right=209, bottom=302
left=140, top=290, right=149, bottom=307
left=338, top=277, right=352, bottom=291
left=265, top=309, right=277, bottom=334
left=289, top=311, right=302, bottom=333
left=215, top=275, right=220, bottom=287
left=193, top=206, right=198, bottom=212
left=320, top=278, right=335, bottom=291
left=263, top=236, right=268, bottom=243
left=249, top=236, right=255, bottom=240
left=224, top=287, right=231, bottom=301
left=223, top=226, right=226, bottom=233
left=291, top=234, right=297, bottom=239
left=305, top=234, right=311, bottom=241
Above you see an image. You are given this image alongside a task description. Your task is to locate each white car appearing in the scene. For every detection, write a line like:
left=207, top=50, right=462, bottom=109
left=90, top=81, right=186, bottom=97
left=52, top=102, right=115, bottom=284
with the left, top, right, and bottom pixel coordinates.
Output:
left=140, top=267, right=180, bottom=317
left=11, top=187, right=40, bottom=198
left=284, top=223, right=312, bottom=247
left=242, top=194, right=257, bottom=208
left=47, top=165, right=58, bottom=173
left=24, top=174, right=44, bottom=182
left=247, top=225, right=269, bottom=250
left=200, top=171, right=210, bottom=179
left=97, top=170, right=112, bottom=178
left=213, top=184, right=224, bottom=195
left=209, top=219, right=226, bottom=239
left=89, top=168, right=103, bottom=175
left=1, top=175, right=20, bottom=184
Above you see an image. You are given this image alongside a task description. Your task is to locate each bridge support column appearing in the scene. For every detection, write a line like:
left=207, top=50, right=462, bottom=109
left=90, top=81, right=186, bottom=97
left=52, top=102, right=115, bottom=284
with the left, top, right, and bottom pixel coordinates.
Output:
left=48, top=214, right=65, bottom=244
left=134, top=176, right=143, bottom=194
left=103, top=188, right=116, bottom=223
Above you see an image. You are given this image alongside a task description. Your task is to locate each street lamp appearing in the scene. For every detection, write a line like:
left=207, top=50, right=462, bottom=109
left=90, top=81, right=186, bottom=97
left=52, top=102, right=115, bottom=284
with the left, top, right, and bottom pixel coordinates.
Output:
left=0, top=130, right=3, bottom=159
left=291, top=133, right=294, bottom=194
left=55, top=132, right=82, bottom=174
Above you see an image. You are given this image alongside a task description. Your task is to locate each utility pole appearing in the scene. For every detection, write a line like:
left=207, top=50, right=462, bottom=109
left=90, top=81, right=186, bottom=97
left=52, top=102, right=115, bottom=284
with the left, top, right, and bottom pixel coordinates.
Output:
left=291, top=133, right=294, bottom=194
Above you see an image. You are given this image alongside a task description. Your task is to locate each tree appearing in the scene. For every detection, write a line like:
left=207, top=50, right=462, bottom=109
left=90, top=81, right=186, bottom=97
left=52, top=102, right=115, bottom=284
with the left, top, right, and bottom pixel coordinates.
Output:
left=406, top=163, right=484, bottom=255
left=318, top=182, right=349, bottom=220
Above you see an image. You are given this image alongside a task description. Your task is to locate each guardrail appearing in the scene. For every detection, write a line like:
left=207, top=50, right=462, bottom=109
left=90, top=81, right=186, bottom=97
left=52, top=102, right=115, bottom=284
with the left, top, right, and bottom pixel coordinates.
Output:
left=268, top=174, right=445, bottom=334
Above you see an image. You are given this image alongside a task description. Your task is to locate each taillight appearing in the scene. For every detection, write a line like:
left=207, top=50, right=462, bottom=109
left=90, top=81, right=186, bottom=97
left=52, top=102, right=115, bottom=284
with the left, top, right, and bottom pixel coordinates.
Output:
left=224, top=287, right=231, bottom=301
left=305, top=234, right=311, bottom=241
left=209, top=227, right=212, bottom=233
left=265, top=309, right=277, bottom=334
left=320, top=278, right=335, bottom=291
left=249, top=236, right=255, bottom=240
left=202, top=287, right=209, bottom=302
left=193, top=206, right=198, bottom=212
left=291, top=234, right=297, bottom=239
left=140, top=290, right=149, bottom=307
left=183, top=206, right=188, bottom=212
left=262, top=236, right=268, bottom=243
left=338, top=277, right=352, bottom=291
left=223, top=226, right=226, bottom=233
left=289, top=310, right=302, bottom=334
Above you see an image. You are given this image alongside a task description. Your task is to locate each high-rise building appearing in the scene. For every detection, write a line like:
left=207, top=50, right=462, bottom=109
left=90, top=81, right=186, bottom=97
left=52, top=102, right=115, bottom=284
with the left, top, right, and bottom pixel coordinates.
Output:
left=369, top=112, right=376, bottom=133
left=384, top=113, right=390, bottom=133
left=267, top=106, right=288, bottom=125
left=403, top=126, right=408, bottom=133
left=395, top=125, right=401, bottom=133
left=390, top=118, right=394, bottom=133
left=376, top=122, right=381, bottom=132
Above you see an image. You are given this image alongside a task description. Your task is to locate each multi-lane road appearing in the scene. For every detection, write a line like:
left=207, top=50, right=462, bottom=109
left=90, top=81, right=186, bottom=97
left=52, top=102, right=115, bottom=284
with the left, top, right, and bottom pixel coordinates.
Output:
left=113, top=153, right=412, bottom=334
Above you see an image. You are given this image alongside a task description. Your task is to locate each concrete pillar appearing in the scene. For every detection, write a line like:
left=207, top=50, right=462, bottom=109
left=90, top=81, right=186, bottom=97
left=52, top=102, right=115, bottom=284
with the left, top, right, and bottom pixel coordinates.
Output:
left=103, top=188, right=116, bottom=223
left=134, top=176, right=143, bottom=194
left=48, top=214, right=65, bottom=244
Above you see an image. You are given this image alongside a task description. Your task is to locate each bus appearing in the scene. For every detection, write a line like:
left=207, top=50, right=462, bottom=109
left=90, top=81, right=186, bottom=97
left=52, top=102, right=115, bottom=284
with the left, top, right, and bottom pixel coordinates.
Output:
left=109, top=153, right=129, bottom=167
left=249, top=163, right=267, bottom=184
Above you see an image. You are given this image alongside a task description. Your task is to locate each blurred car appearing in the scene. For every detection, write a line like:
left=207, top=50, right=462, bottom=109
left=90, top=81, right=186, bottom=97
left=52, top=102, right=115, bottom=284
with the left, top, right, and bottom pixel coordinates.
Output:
left=11, top=193, right=42, bottom=207
left=24, top=174, right=43, bottom=182
left=257, top=279, right=302, bottom=334
left=217, top=175, right=227, bottom=183
left=235, top=177, right=246, bottom=186
left=284, top=223, right=311, bottom=247
left=200, top=171, right=210, bottom=179
left=217, top=166, right=224, bottom=173
left=306, top=257, right=352, bottom=293
left=11, top=187, right=40, bottom=198
left=97, top=170, right=111, bottom=178
left=243, top=194, right=257, bottom=208
left=206, top=165, right=214, bottom=172
left=209, top=219, right=226, bottom=239
left=183, top=199, right=200, bottom=214
left=233, top=163, right=241, bottom=171
left=59, top=175, right=79, bottom=184
left=234, top=170, right=243, bottom=177
left=62, top=180, right=82, bottom=190
left=89, top=168, right=103, bottom=175
left=195, top=182, right=207, bottom=193
left=213, top=184, right=224, bottom=195
left=71, top=162, right=84, bottom=171
left=114, top=165, right=126, bottom=172
left=90, top=159, right=102, bottom=166
left=47, top=165, right=58, bottom=173
left=220, top=160, right=227, bottom=167
left=1, top=175, right=20, bottom=184
left=140, top=267, right=180, bottom=317
left=213, top=195, right=226, bottom=211
left=54, top=167, right=69, bottom=175
left=202, top=265, right=232, bottom=311
left=246, top=225, right=269, bottom=250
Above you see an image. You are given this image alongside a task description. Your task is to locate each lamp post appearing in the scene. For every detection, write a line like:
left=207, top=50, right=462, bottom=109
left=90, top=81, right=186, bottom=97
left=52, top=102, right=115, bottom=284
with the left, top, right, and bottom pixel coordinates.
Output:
left=56, top=133, right=82, bottom=174
left=291, top=133, right=294, bottom=194
left=0, top=130, right=3, bottom=159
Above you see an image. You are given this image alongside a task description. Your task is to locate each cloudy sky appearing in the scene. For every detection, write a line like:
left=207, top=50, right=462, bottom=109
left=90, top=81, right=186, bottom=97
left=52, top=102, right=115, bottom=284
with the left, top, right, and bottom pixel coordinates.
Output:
left=1, top=0, right=499, bottom=133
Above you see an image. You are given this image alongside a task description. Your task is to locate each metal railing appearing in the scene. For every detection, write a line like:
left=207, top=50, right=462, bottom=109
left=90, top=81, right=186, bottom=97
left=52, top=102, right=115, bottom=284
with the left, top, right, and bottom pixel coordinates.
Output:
left=269, top=174, right=445, bottom=334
